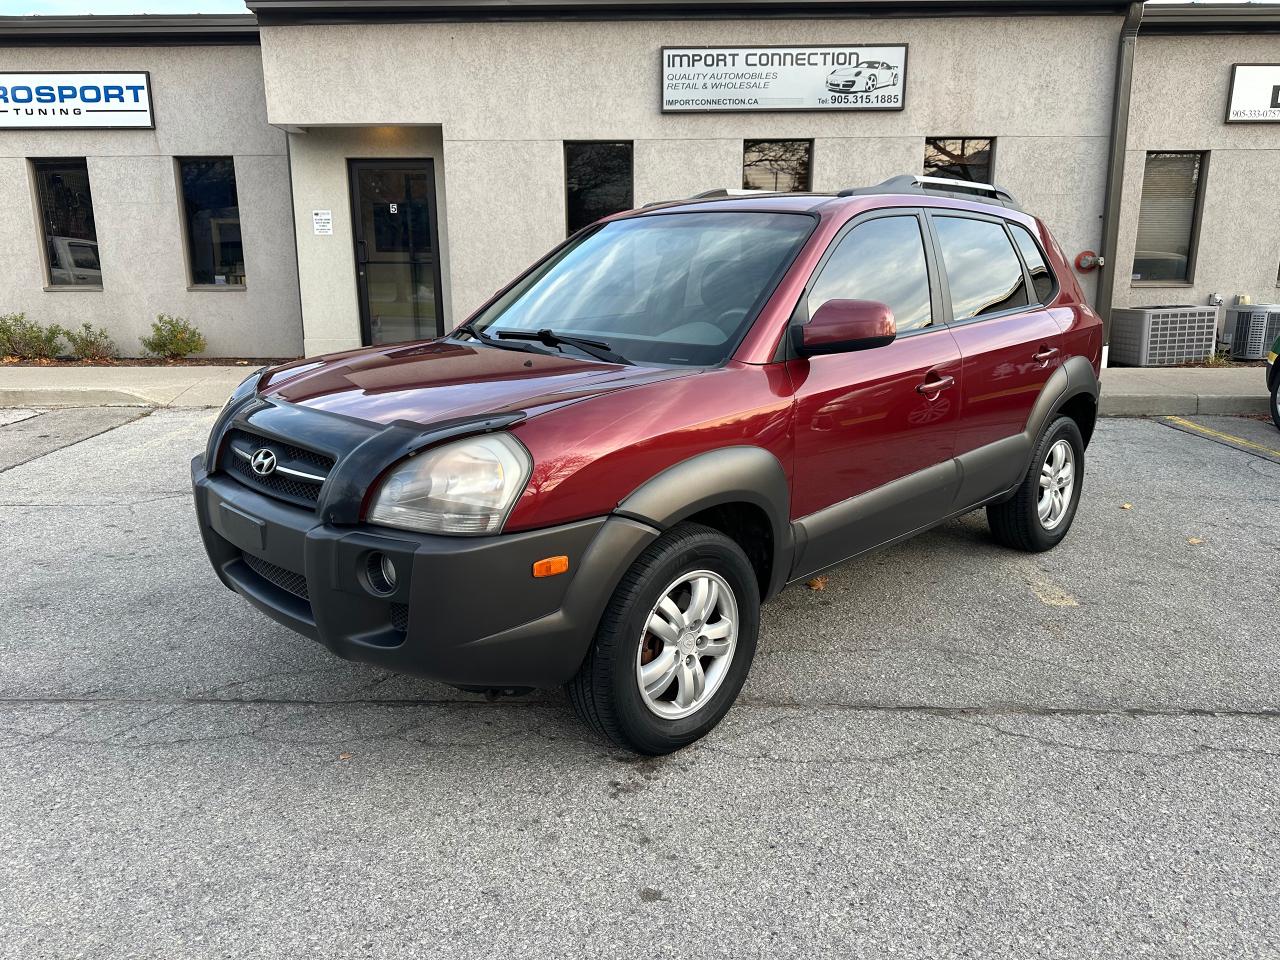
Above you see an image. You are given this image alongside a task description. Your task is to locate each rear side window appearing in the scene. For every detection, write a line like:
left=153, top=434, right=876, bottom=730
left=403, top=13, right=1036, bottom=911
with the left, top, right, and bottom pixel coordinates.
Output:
left=1009, top=222, right=1055, bottom=303
left=807, top=216, right=932, bottom=333
left=933, top=216, right=1030, bottom=321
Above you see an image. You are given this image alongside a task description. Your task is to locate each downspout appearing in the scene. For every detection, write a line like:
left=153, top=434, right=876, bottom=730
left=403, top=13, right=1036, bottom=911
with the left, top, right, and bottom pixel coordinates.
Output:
left=1096, top=0, right=1144, bottom=343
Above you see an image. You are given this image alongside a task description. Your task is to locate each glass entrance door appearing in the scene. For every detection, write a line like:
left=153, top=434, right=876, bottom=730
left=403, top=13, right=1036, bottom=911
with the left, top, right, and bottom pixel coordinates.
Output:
left=349, top=160, right=443, bottom=345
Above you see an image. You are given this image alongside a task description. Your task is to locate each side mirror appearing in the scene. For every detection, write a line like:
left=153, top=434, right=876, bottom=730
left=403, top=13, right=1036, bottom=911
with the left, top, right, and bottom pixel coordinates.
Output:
left=793, top=299, right=896, bottom=356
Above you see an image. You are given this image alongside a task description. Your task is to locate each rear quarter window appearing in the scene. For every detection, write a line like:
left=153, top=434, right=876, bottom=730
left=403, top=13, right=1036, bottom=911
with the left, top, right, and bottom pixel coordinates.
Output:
left=1009, top=222, right=1056, bottom=304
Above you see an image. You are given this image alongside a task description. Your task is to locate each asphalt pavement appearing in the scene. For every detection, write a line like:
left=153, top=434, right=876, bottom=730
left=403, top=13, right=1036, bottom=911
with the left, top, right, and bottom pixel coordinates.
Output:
left=1, top=409, right=1278, bottom=959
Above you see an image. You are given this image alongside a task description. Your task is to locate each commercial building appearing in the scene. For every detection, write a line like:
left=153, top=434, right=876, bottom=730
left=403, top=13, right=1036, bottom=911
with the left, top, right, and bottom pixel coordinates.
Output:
left=0, top=1, right=1276, bottom=358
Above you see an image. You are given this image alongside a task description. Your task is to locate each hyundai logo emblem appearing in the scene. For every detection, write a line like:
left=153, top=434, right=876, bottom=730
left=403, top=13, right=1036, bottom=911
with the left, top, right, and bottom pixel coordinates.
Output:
left=250, top=448, right=277, bottom=477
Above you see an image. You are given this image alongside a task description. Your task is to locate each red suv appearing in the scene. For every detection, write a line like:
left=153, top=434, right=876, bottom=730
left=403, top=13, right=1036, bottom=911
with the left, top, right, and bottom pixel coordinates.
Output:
left=192, top=175, right=1101, bottom=754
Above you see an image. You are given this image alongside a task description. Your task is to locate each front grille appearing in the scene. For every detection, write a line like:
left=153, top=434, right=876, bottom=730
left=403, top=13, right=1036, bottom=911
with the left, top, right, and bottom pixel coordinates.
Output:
left=221, top=429, right=336, bottom=509
left=391, top=603, right=410, bottom=632
left=241, top=552, right=309, bottom=601
left=228, top=454, right=322, bottom=504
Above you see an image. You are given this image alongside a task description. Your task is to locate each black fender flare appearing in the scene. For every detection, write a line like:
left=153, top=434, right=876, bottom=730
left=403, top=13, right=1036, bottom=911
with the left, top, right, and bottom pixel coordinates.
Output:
left=614, top=445, right=793, bottom=599
left=1024, top=355, right=1099, bottom=453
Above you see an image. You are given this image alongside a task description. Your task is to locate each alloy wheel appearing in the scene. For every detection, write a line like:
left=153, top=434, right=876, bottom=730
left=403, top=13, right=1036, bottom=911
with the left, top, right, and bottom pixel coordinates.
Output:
left=1038, top=438, right=1076, bottom=530
left=635, top=570, right=738, bottom=720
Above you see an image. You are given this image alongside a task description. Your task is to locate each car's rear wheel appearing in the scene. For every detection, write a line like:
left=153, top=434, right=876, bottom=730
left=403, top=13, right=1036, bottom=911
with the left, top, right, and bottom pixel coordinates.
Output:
left=1270, top=376, right=1280, bottom=431
left=568, top=522, right=759, bottom=754
left=987, top=415, right=1085, bottom=552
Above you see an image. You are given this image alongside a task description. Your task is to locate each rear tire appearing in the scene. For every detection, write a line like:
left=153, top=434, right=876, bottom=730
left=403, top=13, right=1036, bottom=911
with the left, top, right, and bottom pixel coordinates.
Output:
left=1270, top=377, right=1280, bottom=431
left=568, top=522, right=759, bottom=755
left=987, top=416, right=1084, bottom=552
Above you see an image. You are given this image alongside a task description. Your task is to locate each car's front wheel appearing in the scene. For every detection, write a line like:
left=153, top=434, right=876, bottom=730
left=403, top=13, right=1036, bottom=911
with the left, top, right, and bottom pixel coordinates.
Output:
left=568, top=522, right=759, bottom=754
left=987, top=415, right=1085, bottom=552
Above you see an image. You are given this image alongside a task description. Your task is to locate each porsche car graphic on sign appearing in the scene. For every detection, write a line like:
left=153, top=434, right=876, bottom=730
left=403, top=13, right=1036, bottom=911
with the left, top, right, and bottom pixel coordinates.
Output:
left=662, top=44, right=908, bottom=113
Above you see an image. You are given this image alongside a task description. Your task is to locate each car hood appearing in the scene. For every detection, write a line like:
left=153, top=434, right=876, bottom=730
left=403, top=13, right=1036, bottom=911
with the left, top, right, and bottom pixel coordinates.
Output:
left=261, top=339, right=700, bottom=426
left=829, top=67, right=861, bottom=77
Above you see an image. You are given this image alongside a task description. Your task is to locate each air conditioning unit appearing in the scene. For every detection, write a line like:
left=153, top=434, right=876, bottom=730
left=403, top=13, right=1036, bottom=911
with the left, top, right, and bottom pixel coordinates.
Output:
left=1108, top=305, right=1219, bottom=367
left=1223, top=305, right=1280, bottom=361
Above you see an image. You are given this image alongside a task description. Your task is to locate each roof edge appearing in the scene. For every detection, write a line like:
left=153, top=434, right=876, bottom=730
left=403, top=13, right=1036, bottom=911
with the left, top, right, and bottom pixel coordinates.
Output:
left=1140, top=3, right=1280, bottom=35
left=247, top=0, right=1132, bottom=26
left=0, top=14, right=260, bottom=46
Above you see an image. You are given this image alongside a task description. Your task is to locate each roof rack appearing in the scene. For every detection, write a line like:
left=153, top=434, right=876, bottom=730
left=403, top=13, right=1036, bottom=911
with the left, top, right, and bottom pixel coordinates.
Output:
left=641, top=187, right=790, bottom=208
left=839, top=175, right=1021, bottom=210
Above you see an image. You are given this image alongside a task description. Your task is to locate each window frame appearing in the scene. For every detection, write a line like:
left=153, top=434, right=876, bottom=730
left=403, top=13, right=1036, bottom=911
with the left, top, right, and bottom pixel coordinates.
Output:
left=923, top=137, right=997, bottom=184
left=742, top=138, right=815, bottom=193
left=924, top=210, right=1036, bottom=328
left=30, top=156, right=102, bottom=291
left=779, top=206, right=948, bottom=360
left=562, top=140, right=635, bottom=239
left=1006, top=220, right=1060, bottom=307
left=1130, top=150, right=1209, bottom=288
left=175, top=155, right=246, bottom=291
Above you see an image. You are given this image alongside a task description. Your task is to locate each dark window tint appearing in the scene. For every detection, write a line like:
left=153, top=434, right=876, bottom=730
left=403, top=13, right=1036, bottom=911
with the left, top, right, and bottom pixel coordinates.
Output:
left=32, top=158, right=99, bottom=287
left=1009, top=222, right=1055, bottom=303
left=807, top=216, right=932, bottom=332
left=743, top=140, right=812, bottom=192
left=924, top=138, right=993, bottom=183
left=179, top=158, right=244, bottom=286
left=565, top=141, right=633, bottom=236
left=1132, top=152, right=1204, bottom=283
left=933, top=216, right=1030, bottom=321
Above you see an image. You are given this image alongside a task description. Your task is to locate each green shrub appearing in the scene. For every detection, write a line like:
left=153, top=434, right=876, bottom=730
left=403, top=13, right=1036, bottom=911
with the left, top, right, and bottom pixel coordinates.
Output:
left=64, top=323, right=119, bottom=361
left=141, top=314, right=207, bottom=359
left=0, top=313, right=65, bottom=360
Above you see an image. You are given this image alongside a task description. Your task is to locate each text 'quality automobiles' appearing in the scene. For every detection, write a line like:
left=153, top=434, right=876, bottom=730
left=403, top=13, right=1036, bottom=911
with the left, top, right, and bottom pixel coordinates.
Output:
left=192, top=175, right=1102, bottom=754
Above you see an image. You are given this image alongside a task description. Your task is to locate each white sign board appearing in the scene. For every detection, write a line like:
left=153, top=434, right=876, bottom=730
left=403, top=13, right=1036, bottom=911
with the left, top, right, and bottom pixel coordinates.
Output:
left=312, top=210, right=333, bottom=236
left=1226, top=64, right=1280, bottom=123
left=0, top=72, right=153, bottom=129
left=662, top=45, right=907, bottom=113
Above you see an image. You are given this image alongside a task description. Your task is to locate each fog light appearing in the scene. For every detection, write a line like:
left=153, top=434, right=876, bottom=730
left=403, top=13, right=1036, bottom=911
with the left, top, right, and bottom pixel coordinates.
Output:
left=367, top=551, right=397, bottom=594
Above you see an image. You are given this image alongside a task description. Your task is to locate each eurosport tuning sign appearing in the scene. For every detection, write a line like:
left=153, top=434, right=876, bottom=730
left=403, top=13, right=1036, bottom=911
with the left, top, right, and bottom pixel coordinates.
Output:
left=0, top=72, right=154, bottom=129
left=662, top=45, right=908, bottom=113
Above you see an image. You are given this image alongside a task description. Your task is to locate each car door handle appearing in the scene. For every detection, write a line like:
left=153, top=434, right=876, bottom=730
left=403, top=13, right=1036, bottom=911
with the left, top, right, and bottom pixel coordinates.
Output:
left=916, top=374, right=955, bottom=396
left=1034, top=346, right=1060, bottom=363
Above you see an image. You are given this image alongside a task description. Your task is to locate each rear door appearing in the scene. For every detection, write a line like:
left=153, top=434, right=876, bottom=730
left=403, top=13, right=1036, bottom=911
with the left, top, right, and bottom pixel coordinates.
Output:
left=787, top=209, right=964, bottom=576
left=927, top=213, right=1063, bottom=475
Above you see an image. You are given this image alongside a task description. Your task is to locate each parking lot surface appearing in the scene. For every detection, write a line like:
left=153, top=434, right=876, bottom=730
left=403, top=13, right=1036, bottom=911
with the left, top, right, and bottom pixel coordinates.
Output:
left=1, top=409, right=1278, bottom=959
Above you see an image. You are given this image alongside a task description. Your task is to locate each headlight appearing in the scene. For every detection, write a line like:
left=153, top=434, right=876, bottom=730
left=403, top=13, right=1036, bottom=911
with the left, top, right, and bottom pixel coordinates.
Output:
left=367, top=433, right=531, bottom=536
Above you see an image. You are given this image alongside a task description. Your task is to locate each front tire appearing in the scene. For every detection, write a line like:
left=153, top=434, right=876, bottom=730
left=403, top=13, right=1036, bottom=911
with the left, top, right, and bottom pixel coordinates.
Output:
left=987, top=416, right=1084, bottom=552
left=568, top=523, right=760, bottom=755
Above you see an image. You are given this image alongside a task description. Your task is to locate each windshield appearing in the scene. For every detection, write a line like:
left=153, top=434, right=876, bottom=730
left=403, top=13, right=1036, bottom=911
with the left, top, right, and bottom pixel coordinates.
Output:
left=465, top=211, right=815, bottom=366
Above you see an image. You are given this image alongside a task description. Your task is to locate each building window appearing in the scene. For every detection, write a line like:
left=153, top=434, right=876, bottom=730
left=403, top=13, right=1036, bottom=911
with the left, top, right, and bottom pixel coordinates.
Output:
left=924, top=138, right=994, bottom=183
left=179, top=157, right=244, bottom=286
left=32, top=159, right=100, bottom=287
left=1132, top=152, right=1206, bottom=284
left=743, top=140, right=812, bottom=192
left=564, top=141, right=633, bottom=236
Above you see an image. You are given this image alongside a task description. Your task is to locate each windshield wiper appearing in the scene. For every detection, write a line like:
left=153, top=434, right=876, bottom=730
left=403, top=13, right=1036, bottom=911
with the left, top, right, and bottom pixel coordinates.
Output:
left=452, top=320, right=542, bottom=355
left=495, top=328, right=634, bottom=366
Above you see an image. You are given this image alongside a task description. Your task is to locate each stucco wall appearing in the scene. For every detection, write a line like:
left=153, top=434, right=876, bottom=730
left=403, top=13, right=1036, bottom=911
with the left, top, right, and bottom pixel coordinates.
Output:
left=0, top=44, right=302, bottom=358
left=1114, top=33, right=1280, bottom=310
left=259, top=14, right=1119, bottom=340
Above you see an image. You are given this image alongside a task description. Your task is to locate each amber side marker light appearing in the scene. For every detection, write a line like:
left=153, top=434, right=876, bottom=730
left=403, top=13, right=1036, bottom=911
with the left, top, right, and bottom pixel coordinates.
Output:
left=532, top=555, right=569, bottom=578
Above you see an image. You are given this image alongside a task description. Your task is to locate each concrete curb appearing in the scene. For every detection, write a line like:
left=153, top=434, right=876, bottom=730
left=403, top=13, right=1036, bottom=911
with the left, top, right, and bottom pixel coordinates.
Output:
left=0, top=387, right=155, bottom=408
left=1098, top=392, right=1270, bottom=417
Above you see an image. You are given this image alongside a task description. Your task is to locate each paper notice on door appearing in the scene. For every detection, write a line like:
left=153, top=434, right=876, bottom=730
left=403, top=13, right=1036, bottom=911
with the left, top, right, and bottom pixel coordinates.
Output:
left=312, top=210, right=333, bottom=236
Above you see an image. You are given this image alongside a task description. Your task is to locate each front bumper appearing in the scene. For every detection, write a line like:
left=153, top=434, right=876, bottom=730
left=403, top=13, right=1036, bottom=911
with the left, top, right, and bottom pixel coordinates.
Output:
left=192, top=455, right=657, bottom=688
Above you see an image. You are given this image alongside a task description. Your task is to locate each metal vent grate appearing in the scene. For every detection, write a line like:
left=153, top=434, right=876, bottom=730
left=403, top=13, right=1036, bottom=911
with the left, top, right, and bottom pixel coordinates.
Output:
left=227, top=454, right=322, bottom=505
left=391, top=603, right=410, bottom=632
left=1226, top=306, right=1280, bottom=361
left=241, top=552, right=309, bottom=601
left=1108, top=305, right=1218, bottom=366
